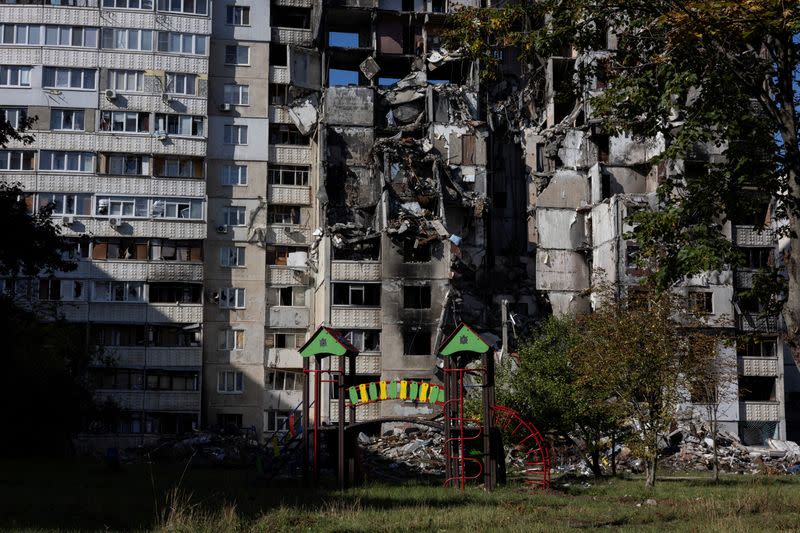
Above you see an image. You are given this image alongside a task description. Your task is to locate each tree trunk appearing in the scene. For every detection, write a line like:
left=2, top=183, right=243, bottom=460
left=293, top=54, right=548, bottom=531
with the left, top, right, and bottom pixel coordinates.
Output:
left=589, top=448, right=602, bottom=477
left=645, top=430, right=658, bottom=488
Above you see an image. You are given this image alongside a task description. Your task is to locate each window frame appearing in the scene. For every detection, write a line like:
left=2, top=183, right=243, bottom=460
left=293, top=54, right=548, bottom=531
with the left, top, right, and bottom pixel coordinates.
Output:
left=226, top=5, right=250, bottom=26
left=223, top=124, right=248, bottom=145
left=0, top=65, right=32, bottom=87
left=224, top=44, right=250, bottom=65
left=222, top=164, right=247, bottom=186
left=216, top=370, right=244, bottom=394
left=219, top=287, right=246, bottom=309
left=220, top=246, right=246, bottom=267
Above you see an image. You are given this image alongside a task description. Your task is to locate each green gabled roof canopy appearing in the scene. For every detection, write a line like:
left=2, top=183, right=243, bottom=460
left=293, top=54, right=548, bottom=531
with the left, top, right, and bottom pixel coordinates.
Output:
left=437, top=322, right=491, bottom=356
left=299, top=326, right=359, bottom=358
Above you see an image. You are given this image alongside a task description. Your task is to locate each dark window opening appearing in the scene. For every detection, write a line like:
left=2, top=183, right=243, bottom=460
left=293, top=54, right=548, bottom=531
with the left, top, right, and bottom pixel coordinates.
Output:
left=269, top=44, right=287, bottom=66
left=332, top=283, right=381, bottom=306
left=402, top=240, right=431, bottom=263
left=269, top=124, right=308, bottom=145
left=149, top=283, right=202, bottom=304
left=403, top=329, right=431, bottom=355
left=736, top=292, right=763, bottom=314
left=266, top=245, right=306, bottom=266
left=333, top=238, right=380, bottom=261
left=403, top=285, right=431, bottom=309
left=279, top=287, right=293, bottom=306
left=217, top=413, right=242, bottom=429
left=401, top=0, right=413, bottom=11
left=739, top=376, right=776, bottom=402
left=688, top=292, right=713, bottom=314
left=272, top=5, right=311, bottom=29
left=737, top=337, right=777, bottom=358
left=601, top=172, right=612, bottom=200
left=742, top=247, right=772, bottom=269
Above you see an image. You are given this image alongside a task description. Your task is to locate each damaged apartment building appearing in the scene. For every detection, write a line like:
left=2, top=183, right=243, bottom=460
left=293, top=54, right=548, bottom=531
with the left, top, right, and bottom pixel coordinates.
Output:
left=2, top=0, right=795, bottom=448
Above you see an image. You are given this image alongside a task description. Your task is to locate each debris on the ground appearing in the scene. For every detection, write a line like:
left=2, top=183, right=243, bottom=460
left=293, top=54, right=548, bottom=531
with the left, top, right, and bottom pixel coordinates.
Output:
left=358, top=425, right=445, bottom=480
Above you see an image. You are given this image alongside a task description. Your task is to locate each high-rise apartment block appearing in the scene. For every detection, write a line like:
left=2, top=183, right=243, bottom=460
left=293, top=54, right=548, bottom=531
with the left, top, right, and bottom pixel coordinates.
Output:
left=0, top=0, right=796, bottom=448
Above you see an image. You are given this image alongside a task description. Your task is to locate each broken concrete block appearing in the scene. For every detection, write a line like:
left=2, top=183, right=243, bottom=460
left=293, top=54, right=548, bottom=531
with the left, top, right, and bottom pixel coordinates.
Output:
left=359, top=56, right=381, bottom=80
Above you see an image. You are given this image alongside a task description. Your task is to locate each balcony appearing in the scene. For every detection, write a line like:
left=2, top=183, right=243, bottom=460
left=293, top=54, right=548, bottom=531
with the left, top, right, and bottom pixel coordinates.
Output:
left=265, top=266, right=308, bottom=285
left=740, top=401, right=780, bottom=421
left=265, top=389, right=303, bottom=410
left=100, top=93, right=208, bottom=117
left=732, top=225, right=775, bottom=247
left=331, top=306, right=381, bottom=329
left=272, top=0, right=312, bottom=7
left=331, top=261, right=381, bottom=281
left=147, top=303, right=203, bottom=323
left=64, top=219, right=206, bottom=240
left=269, top=65, right=289, bottom=84
left=266, top=347, right=304, bottom=368
left=330, top=400, right=380, bottom=423
left=737, top=313, right=779, bottom=333
left=267, top=306, right=311, bottom=329
left=738, top=356, right=779, bottom=377
left=0, top=5, right=100, bottom=26
left=268, top=105, right=292, bottom=123
left=267, top=184, right=311, bottom=205
left=104, top=346, right=202, bottom=368
left=263, top=225, right=312, bottom=246
left=271, top=27, right=313, bottom=46
left=734, top=270, right=756, bottom=289
left=356, top=354, right=381, bottom=374
left=95, top=390, right=201, bottom=412
left=268, top=145, right=312, bottom=165
left=86, top=261, right=202, bottom=282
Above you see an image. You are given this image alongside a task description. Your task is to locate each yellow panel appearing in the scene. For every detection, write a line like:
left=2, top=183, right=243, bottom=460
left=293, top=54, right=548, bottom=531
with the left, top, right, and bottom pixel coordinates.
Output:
left=379, top=381, right=387, bottom=400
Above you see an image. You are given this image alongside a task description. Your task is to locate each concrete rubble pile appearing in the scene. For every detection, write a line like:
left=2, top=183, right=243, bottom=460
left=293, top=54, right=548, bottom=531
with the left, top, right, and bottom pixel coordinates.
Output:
left=357, top=426, right=445, bottom=480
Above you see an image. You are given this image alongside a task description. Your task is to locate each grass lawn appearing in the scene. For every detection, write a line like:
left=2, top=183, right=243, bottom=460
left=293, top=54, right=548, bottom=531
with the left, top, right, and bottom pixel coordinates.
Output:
left=1, top=459, right=799, bottom=532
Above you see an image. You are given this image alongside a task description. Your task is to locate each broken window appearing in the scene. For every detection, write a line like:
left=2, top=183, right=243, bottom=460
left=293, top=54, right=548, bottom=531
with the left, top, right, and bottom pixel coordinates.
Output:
left=266, top=205, right=301, bottom=225
left=220, top=246, right=246, bottom=268
left=402, top=240, right=432, bottom=263
left=736, top=291, right=762, bottom=314
left=688, top=291, right=713, bottom=314
left=219, top=287, right=246, bottom=309
left=403, top=329, right=431, bottom=355
left=266, top=370, right=304, bottom=391
left=266, top=245, right=307, bottom=266
left=271, top=5, right=310, bottom=28
left=269, top=83, right=288, bottom=105
left=265, top=410, right=293, bottom=432
left=332, top=283, right=380, bottom=306
left=93, top=324, right=146, bottom=347
left=151, top=325, right=199, bottom=347
left=149, top=239, right=202, bottom=261
left=737, top=337, right=777, bottom=358
left=404, top=285, right=431, bottom=309
left=273, top=286, right=305, bottom=307
left=343, top=330, right=380, bottom=352
left=268, top=165, right=309, bottom=186
left=739, top=376, right=776, bottom=402
left=148, top=283, right=202, bottom=304
left=269, top=124, right=308, bottom=145
left=269, top=44, right=287, bottom=66
left=333, top=239, right=380, bottom=261
left=265, top=330, right=305, bottom=349
left=218, top=328, right=245, bottom=351
left=92, top=281, right=144, bottom=302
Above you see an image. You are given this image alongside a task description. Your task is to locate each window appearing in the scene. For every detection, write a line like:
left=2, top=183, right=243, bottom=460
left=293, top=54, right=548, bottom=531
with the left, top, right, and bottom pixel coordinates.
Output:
left=217, top=413, right=243, bottom=428
left=42, top=67, right=95, bottom=89
left=224, top=45, right=249, bottom=65
left=107, top=69, right=144, bottom=92
left=0, top=108, right=27, bottom=129
left=149, top=239, right=202, bottom=261
left=0, top=65, right=31, bottom=87
left=156, top=31, right=207, bottom=55
left=45, top=25, right=98, bottom=47
left=100, top=27, right=152, bottom=50
left=739, top=376, right=776, bottom=402
left=272, top=6, right=310, bottom=28
left=404, top=285, right=431, bottom=309
left=0, top=150, right=34, bottom=170
left=265, top=331, right=304, bottom=349
left=38, top=279, right=61, bottom=301
left=219, top=287, right=246, bottom=309
left=343, top=330, right=380, bottom=352
left=265, top=245, right=306, bottom=266
left=220, top=246, right=246, bottom=267
left=92, top=281, right=144, bottom=302
left=403, top=329, right=431, bottom=355
left=154, top=157, right=201, bottom=178
left=272, top=286, right=305, bottom=307
left=223, top=206, right=246, bottom=226
left=108, top=154, right=145, bottom=175
left=223, top=125, right=247, bottom=144
left=156, top=114, right=204, bottom=136
left=269, top=83, right=288, bottom=105
left=146, top=371, right=199, bottom=391
left=91, top=238, right=148, bottom=260
left=688, top=291, right=713, bottom=314
left=222, top=164, right=247, bottom=186
left=37, top=193, right=91, bottom=215
left=218, top=329, right=245, bottom=350
left=742, top=247, right=772, bottom=269
left=269, top=124, right=308, bottom=145
left=402, top=240, right=431, bottom=263
left=95, top=196, right=149, bottom=217
left=0, top=24, right=41, bottom=45
left=223, top=83, right=249, bottom=105
left=266, top=371, right=303, bottom=391
left=266, top=205, right=301, bottom=225
left=103, top=0, right=154, bottom=8
left=151, top=198, right=203, bottom=219
left=268, top=165, right=309, bottom=186
left=737, top=337, right=778, bottom=358
left=39, top=151, right=94, bottom=172
left=50, top=109, right=84, bottom=131
left=157, top=0, right=207, bottom=14
left=265, top=410, right=292, bottom=432
left=166, top=72, right=196, bottom=95
left=99, top=111, right=149, bottom=133
left=148, top=283, right=202, bottom=303
left=93, top=324, right=147, bottom=347
left=226, top=5, right=250, bottom=25
left=332, top=283, right=381, bottom=306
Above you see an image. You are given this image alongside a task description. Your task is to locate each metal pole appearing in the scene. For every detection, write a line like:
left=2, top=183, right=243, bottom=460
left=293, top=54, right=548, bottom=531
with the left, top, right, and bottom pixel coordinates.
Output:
left=482, top=349, right=496, bottom=490
left=337, top=355, right=345, bottom=491
left=348, top=354, right=356, bottom=484
left=302, top=356, right=310, bottom=487
left=313, top=357, right=321, bottom=483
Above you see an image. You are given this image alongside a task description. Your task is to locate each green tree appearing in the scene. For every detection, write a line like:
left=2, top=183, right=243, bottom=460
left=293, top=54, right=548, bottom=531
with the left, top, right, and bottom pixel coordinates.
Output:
left=499, top=315, right=619, bottom=476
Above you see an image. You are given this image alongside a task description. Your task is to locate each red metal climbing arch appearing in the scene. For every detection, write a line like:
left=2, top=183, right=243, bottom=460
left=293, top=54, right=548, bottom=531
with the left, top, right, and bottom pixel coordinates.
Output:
left=492, top=405, right=551, bottom=490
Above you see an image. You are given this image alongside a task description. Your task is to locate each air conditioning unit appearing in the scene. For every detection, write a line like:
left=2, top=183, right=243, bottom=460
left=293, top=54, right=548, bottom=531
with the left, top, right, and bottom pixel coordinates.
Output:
left=61, top=215, right=76, bottom=226
left=109, top=217, right=122, bottom=228
left=155, top=130, right=168, bottom=140
left=219, top=103, right=233, bottom=112
left=104, top=89, right=117, bottom=100
left=216, top=225, right=228, bottom=234
left=161, top=92, right=170, bottom=103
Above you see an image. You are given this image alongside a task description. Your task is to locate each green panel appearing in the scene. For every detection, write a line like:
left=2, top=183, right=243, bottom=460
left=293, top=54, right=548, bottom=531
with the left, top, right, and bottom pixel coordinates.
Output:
left=299, top=328, right=348, bottom=358
left=368, top=382, right=378, bottom=401
left=388, top=381, right=398, bottom=399
left=437, top=388, right=446, bottom=403
left=428, top=386, right=439, bottom=405
left=438, top=324, right=490, bottom=356
left=409, top=382, right=419, bottom=401
left=348, top=386, right=359, bottom=405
